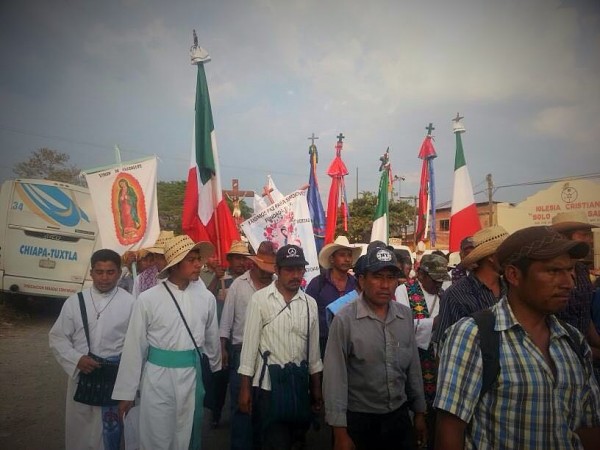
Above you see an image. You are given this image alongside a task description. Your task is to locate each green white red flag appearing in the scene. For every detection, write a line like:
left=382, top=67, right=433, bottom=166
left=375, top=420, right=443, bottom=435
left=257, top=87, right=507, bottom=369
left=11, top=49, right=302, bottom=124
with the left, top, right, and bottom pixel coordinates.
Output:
left=449, top=117, right=481, bottom=252
left=182, top=63, right=240, bottom=262
left=370, top=149, right=392, bottom=243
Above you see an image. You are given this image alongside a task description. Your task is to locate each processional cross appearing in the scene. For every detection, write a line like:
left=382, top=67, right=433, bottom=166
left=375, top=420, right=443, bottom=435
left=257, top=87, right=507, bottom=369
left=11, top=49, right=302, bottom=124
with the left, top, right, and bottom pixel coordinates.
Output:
left=223, top=179, right=254, bottom=226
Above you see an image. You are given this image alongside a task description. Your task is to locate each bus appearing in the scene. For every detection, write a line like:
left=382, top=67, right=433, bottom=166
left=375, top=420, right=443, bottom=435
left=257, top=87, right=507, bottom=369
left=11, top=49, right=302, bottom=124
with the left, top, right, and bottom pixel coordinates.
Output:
left=0, top=179, right=99, bottom=299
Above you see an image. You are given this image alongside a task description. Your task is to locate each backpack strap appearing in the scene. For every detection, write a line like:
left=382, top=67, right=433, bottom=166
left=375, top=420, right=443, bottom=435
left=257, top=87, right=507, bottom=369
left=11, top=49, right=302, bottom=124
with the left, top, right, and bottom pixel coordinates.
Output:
left=471, top=309, right=499, bottom=400
left=471, top=312, right=588, bottom=401
left=77, top=291, right=91, bottom=353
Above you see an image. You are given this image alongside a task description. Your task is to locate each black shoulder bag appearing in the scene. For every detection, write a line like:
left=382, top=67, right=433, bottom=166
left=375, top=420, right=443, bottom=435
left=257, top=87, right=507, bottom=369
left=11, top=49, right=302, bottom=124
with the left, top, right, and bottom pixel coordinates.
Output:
left=162, top=282, right=214, bottom=408
left=258, top=298, right=312, bottom=425
left=73, top=292, right=120, bottom=406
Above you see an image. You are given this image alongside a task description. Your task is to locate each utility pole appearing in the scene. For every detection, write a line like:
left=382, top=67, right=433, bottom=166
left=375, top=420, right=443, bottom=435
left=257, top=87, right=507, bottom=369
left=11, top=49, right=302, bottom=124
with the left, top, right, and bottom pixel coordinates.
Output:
left=486, top=173, right=494, bottom=226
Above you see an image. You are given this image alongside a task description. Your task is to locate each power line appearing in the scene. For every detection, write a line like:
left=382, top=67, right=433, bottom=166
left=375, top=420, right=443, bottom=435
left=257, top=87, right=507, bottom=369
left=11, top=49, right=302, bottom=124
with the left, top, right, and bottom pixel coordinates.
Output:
left=435, top=172, right=600, bottom=208
left=0, top=124, right=309, bottom=179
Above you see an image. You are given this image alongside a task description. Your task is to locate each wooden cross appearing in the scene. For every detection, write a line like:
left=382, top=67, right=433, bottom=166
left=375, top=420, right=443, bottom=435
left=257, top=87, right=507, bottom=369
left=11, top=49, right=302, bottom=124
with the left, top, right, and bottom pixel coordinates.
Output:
left=223, top=179, right=254, bottom=226
left=222, top=178, right=254, bottom=200
left=308, top=133, right=319, bottom=145
left=425, top=122, right=435, bottom=135
left=262, top=184, right=275, bottom=205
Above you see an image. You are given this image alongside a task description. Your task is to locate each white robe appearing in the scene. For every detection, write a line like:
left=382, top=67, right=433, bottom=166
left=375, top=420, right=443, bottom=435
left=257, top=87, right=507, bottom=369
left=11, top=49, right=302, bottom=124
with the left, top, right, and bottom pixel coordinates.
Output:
left=112, top=279, right=221, bottom=450
left=49, top=286, right=134, bottom=450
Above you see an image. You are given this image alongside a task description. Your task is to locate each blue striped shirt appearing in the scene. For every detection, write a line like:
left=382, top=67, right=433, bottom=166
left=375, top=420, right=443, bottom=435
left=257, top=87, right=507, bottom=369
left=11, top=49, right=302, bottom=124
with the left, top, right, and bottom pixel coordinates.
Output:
left=434, top=297, right=600, bottom=450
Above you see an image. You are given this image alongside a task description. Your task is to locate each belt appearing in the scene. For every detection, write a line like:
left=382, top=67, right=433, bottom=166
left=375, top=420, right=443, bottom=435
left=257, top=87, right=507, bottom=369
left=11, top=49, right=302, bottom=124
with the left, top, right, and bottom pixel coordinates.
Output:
left=147, top=346, right=204, bottom=450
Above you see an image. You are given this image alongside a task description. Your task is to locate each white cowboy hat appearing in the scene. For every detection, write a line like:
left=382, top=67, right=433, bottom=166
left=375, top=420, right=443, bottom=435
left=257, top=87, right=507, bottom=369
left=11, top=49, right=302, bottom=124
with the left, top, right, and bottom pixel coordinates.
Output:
left=138, top=230, right=176, bottom=257
left=461, top=226, right=509, bottom=267
left=551, top=211, right=596, bottom=233
left=157, top=235, right=215, bottom=279
left=318, top=236, right=361, bottom=269
left=226, top=240, right=251, bottom=257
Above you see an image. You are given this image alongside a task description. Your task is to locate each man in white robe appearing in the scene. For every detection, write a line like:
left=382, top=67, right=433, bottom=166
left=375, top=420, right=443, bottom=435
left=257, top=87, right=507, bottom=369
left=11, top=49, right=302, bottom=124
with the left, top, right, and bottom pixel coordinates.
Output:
left=49, top=249, right=134, bottom=450
left=112, top=235, right=221, bottom=450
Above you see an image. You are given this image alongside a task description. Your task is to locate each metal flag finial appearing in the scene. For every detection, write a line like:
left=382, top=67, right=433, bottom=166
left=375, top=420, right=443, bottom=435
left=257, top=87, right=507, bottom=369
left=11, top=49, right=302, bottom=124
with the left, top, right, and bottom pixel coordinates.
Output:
left=452, top=112, right=466, bottom=134
left=190, top=29, right=211, bottom=65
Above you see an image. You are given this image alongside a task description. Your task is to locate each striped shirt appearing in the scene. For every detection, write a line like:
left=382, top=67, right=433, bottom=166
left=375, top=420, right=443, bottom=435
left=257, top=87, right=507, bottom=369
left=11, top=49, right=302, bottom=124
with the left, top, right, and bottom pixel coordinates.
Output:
left=434, top=297, right=600, bottom=450
left=238, top=281, right=323, bottom=390
left=433, top=272, right=506, bottom=343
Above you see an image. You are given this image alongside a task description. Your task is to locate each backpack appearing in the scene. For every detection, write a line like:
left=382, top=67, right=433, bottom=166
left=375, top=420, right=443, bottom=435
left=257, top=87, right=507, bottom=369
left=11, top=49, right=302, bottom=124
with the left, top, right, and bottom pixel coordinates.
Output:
left=471, top=309, right=587, bottom=399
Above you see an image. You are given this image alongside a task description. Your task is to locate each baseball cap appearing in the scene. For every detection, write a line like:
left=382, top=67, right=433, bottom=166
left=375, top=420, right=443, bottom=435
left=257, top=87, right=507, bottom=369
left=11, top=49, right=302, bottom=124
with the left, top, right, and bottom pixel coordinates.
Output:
left=275, top=244, right=308, bottom=267
left=419, top=254, right=450, bottom=281
left=353, top=255, right=367, bottom=276
left=496, top=226, right=589, bottom=267
left=362, top=247, right=400, bottom=274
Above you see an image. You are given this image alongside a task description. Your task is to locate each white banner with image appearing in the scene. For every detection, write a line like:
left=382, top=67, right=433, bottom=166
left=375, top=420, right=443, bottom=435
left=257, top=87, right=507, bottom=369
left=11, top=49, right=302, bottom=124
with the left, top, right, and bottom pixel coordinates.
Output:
left=241, top=189, right=319, bottom=284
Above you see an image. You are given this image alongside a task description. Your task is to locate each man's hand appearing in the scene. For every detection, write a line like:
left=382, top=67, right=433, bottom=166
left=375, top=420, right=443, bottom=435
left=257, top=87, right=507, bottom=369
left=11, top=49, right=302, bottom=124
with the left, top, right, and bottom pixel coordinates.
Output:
left=238, top=376, right=252, bottom=414
left=221, top=338, right=229, bottom=370
left=333, top=427, right=355, bottom=450
left=118, top=400, right=134, bottom=422
left=414, top=412, right=427, bottom=448
left=76, top=355, right=101, bottom=374
left=311, top=390, right=323, bottom=413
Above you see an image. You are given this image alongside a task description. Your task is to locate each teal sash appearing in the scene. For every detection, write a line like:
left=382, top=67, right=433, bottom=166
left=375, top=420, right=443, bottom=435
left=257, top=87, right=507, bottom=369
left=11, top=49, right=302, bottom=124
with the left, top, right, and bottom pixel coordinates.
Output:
left=148, top=346, right=204, bottom=450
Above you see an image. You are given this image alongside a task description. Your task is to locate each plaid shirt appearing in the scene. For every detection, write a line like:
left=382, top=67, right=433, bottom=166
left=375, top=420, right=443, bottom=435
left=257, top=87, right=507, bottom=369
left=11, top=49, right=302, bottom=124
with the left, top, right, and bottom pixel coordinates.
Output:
left=435, top=297, right=600, bottom=450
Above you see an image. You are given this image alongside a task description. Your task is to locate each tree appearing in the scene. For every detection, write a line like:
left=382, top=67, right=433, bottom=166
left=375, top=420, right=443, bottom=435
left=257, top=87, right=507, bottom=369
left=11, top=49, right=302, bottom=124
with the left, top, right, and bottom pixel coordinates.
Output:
left=156, top=180, right=252, bottom=234
left=157, top=181, right=186, bottom=233
left=335, top=191, right=415, bottom=243
left=13, top=148, right=84, bottom=185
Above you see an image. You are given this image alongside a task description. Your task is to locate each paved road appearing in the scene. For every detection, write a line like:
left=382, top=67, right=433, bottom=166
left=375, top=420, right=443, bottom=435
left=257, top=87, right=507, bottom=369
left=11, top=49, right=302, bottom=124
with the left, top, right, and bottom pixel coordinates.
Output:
left=0, top=297, right=332, bottom=449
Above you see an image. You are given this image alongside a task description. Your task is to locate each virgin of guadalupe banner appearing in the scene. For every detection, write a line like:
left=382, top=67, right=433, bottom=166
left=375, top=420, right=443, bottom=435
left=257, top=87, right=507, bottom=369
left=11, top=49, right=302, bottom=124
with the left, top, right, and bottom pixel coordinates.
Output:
left=83, top=157, right=160, bottom=254
left=241, top=189, right=319, bottom=284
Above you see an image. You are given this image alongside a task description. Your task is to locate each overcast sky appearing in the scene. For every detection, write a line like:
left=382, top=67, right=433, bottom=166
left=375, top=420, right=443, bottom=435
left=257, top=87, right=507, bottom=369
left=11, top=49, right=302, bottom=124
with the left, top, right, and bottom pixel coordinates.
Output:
left=0, top=0, right=598, bottom=206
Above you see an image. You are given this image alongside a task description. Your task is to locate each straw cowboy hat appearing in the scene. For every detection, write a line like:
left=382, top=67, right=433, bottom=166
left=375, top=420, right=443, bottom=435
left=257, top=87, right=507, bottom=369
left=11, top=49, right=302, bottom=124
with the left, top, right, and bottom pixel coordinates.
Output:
left=318, top=236, right=362, bottom=269
left=138, top=230, right=176, bottom=257
left=551, top=211, right=597, bottom=233
left=461, top=226, right=510, bottom=267
left=157, top=235, right=215, bottom=279
left=247, top=241, right=276, bottom=273
left=226, top=240, right=251, bottom=257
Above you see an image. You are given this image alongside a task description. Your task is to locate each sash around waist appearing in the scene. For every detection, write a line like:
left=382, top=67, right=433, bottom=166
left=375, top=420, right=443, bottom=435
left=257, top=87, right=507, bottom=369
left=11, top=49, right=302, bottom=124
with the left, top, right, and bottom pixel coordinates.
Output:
left=147, top=346, right=203, bottom=368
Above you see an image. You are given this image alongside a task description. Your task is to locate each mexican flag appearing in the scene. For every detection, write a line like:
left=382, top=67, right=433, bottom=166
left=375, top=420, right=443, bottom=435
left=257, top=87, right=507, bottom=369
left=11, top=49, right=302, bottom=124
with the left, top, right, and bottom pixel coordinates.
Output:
left=449, top=131, right=481, bottom=252
left=370, top=163, right=391, bottom=243
left=182, top=63, right=240, bottom=262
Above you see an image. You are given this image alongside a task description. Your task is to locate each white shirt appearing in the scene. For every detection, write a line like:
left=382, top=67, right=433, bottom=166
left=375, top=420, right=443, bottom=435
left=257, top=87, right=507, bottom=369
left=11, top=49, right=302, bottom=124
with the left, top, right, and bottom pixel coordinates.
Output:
left=395, top=281, right=440, bottom=350
left=219, top=270, right=270, bottom=345
left=238, top=281, right=323, bottom=390
left=49, top=286, right=134, bottom=378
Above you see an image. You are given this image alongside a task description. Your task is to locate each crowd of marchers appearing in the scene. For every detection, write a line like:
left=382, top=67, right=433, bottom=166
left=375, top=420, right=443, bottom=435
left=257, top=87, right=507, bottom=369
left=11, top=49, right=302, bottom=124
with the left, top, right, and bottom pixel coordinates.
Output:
left=49, top=210, right=600, bottom=450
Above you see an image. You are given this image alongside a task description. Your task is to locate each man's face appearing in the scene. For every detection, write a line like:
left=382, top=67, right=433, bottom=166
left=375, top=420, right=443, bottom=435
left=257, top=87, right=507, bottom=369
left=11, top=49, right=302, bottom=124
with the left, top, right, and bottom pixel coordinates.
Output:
left=90, top=261, right=121, bottom=293
left=276, top=265, right=305, bottom=294
left=330, top=248, right=354, bottom=272
left=154, top=254, right=167, bottom=271
left=401, top=261, right=412, bottom=278
left=138, top=254, right=154, bottom=272
left=249, top=261, right=274, bottom=284
left=417, top=270, right=442, bottom=295
left=460, top=246, right=475, bottom=260
left=505, top=254, right=575, bottom=315
left=173, top=250, right=203, bottom=282
left=360, top=268, right=399, bottom=307
left=227, top=254, right=248, bottom=277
